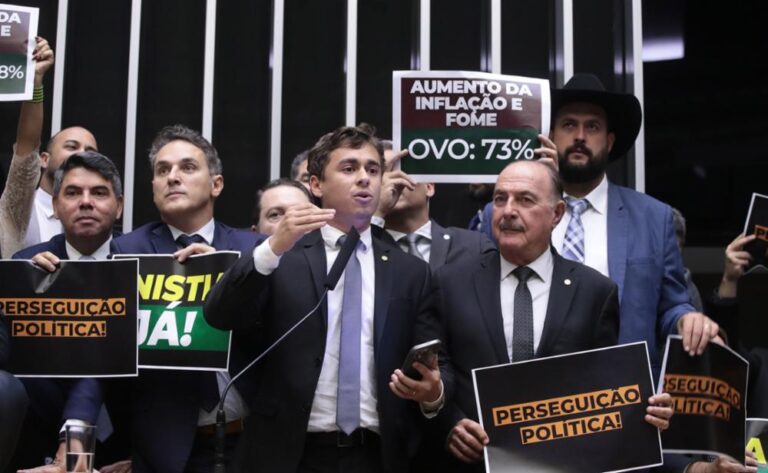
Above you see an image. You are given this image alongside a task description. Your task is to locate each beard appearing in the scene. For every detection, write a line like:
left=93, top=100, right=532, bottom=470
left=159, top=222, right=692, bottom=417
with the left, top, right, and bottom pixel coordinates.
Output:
left=558, top=143, right=609, bottom=184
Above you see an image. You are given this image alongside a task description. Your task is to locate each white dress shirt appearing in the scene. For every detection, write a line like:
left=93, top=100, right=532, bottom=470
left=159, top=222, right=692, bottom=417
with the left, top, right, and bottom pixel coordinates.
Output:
left=499, top=248, right=554, bottom=360
left=551, top=175, right=610, bottom=277
left=386, top=220, right=432, bottom=262
left=253, top=225, right=379, bottom=432
left=25, top=188, right=62, bottom=248
left=167, top=219, right=249, bottom=426
left=65, top=238, right=112, bottom=261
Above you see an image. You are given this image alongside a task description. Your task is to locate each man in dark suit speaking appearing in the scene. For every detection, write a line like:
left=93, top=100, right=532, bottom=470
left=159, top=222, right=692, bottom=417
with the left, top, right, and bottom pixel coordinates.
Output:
left=205, top=124, right=444, bottom=473
left=436, top=160, right=673, bottom=471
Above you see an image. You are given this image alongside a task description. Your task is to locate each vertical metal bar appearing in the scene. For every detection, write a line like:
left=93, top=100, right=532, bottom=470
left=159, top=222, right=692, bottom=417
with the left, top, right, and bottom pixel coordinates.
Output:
left=345, top=0, right=357, bottom=126
left=122, top=0, right=142, bottom=232
left=630, top=0, right=645, bottom=192
left=202, top=0, right=218, bottom=141
left=420, top=0, right=430, bottom=70
left=555, top=0, right=574, bottom=87
left=269, top=0, right=285, bottom=180
left=50, top=0, right=69, bottom=134
left=490, top=0, right=501, bottom=74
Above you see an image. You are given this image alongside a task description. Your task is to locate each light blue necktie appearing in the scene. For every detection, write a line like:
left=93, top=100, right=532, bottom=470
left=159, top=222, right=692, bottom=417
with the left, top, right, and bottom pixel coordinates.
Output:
left=561, top=197, right=589, bottom=263
left=336, top=235, right=362, bottom=435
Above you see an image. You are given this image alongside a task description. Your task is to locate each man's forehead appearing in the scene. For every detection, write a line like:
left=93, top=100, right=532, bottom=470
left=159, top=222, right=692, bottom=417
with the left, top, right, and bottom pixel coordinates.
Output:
left=329, top=144, right=380, bottom=162
left=54, top=127, right=98, bottom=147
left=155, top=141, right=206, bottom=164
left=555, top=102, right=608, bottom=121
left=60, top=168, right=112, bottom=188
left=495, top=163, right=548, bottom=192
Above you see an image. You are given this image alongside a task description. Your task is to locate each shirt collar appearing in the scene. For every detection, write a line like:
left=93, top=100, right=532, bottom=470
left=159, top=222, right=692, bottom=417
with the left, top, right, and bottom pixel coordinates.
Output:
left=564, top=174, right=608, bottom=215
left=65, top=236, right=113, bottom=261
left=499, top=246, right=553, bottom=284
left=321, top=224, right=372, bottom=253
left=386, top=220, right=432, bottom=243
left=167, top=219, right=216, bottom=245
left=36, top=188, right=55, bottom=219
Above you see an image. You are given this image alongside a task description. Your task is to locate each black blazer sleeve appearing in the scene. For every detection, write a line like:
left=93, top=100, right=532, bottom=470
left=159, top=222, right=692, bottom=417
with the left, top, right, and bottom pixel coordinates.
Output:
left=204, top=252, right=270, bottom=331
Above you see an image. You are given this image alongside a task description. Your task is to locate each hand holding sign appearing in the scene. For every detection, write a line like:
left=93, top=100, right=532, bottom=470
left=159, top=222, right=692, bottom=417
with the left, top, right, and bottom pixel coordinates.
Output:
left=719, top=233, right=757, bottom=298
left=645, top=392, right=674, bottom=430
left=30, top=250, right=61, bottom=272
left=32, top=36, right=53, bottom=85
left=677, top=312, right=719, bottom=356
left=448, top=418, right=489, bottom=464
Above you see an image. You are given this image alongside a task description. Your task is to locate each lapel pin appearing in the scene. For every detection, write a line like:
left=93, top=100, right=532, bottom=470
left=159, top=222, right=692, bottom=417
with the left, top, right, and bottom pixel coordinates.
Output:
left=564, top=278, right=572, bottom=286
left=443, top=234, right=450, bottom=240
left=382, top=255, right=388, bottom=261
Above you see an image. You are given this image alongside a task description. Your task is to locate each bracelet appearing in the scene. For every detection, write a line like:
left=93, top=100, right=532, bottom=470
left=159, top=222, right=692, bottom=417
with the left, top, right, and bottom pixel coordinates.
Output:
left=27, top=85, right=44, bottom=104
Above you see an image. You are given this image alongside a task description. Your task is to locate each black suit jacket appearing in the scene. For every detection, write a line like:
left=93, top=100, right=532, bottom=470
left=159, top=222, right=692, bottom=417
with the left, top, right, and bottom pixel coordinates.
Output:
left=378, top=219, right=495, bottom=271
left=436, top=248, right=619, bottom=435
left=428, top=220, right=495, bottom=270
left=110, top=221, right=261, bottom=473
left=204, top=229, right=441, bottom=473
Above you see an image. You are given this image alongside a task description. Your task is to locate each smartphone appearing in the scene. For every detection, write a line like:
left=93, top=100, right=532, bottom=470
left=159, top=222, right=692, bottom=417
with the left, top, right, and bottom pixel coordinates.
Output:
left=401, top=339, right=442, bottom=379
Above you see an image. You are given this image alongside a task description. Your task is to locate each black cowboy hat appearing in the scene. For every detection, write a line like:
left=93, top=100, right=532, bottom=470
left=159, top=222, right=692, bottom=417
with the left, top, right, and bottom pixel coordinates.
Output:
left=551, top=74, right=642, bottom=160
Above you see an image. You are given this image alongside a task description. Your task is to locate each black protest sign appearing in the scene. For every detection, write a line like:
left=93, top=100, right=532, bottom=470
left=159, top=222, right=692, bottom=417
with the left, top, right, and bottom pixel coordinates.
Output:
left=747, top=419, right=768, bottom=470
left=113, top=252, right=238, bottom=371
left=743, top=193, right=768, bottom=271
left=660, top=335, right=748, bottom=462
left=473, top=342, right=661, bottom=473
left=0, top=259, right=138, bottom=377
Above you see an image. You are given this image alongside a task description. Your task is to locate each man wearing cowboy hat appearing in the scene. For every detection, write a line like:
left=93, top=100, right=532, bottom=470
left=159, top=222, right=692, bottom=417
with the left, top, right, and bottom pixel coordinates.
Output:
left=549, top=73, right=718, bottom=375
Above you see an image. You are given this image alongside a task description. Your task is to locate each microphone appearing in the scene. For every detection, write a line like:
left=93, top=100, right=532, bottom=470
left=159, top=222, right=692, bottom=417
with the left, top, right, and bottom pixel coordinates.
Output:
left=325, top=226, right=360, bottom=290
left=214, top=226, right=360, bottom=472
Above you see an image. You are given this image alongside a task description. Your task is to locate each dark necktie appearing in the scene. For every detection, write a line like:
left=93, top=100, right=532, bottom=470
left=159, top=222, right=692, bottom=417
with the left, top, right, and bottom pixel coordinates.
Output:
left=176, top=234, right=207, bottom=248
left=336, top=235, right=362, bottom=434
left=175, top=233, right=219, bottom=410
left=512, top=266, right=535, bottom=361
left=399, top=233, right=425, bottom=261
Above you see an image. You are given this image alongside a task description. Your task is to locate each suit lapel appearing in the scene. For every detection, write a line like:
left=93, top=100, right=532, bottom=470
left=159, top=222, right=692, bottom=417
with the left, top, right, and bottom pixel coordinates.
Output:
left=537, top=251, right=577, bottom=357
left=475, top=252, right=509, bottom=364
left=151, top=224, right=178, bottom=254
left=373, top=239, right=393, bottom=349
left=607, top=183, right=628, bottom=301
left=211, top=221, right=230, bottom=250
left=429, top=219, right=449, bottom=270
left=302, top=231, right=328, bottom=327
left=52, top=234, right=68, bottom=259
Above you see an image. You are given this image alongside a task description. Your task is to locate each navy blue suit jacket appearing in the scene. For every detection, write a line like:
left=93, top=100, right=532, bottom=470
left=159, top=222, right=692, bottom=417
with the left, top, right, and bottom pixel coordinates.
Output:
left=12, top=234, right=104, bottom=425
left=109, top=221, right=261, bottom=473
left=476, top=183, right=694, bottom=373
left=606, top=183, right=693, bottom=372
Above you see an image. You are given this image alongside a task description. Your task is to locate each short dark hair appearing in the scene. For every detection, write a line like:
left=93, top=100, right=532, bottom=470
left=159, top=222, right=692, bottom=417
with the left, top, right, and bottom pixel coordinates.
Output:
left=53, top=150, right=123, bottom=198
left=290, top=150, right=310, bottom=181
left=148, top=124, right=222, bottom=175
left=252, top=178, right=312, bottom=225
left=307, top=123, right=384, bottom=180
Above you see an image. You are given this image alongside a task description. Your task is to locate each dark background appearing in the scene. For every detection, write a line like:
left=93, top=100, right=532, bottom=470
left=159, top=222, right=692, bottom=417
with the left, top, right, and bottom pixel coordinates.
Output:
left=1, top=0, right=766, bottom=345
